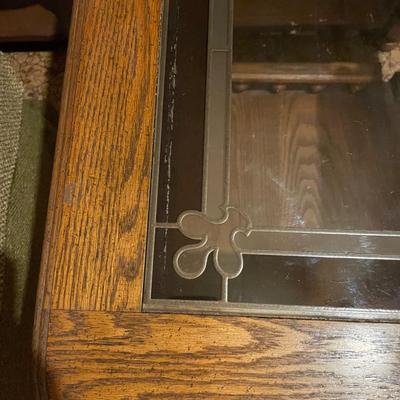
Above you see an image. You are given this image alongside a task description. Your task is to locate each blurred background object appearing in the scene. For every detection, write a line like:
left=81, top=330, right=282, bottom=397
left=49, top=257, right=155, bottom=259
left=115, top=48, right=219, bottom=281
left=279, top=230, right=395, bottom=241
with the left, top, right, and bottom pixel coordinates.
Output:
left=0, top=0, right=72, bottom=43
left=0, top=1, right=71, bottom=398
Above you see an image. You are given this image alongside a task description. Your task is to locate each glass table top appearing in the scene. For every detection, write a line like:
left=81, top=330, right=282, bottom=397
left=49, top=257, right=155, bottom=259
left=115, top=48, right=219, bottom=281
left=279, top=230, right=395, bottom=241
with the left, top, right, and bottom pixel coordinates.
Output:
left=143, top=0, right=400, bottom=320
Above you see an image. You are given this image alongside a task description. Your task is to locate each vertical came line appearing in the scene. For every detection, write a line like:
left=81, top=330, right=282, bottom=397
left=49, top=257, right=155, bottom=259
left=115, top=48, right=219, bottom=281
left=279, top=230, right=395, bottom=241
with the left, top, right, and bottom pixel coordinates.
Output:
left=204, top=0, right=233, bottom=301
left=202, top=0, right=233, bottom=219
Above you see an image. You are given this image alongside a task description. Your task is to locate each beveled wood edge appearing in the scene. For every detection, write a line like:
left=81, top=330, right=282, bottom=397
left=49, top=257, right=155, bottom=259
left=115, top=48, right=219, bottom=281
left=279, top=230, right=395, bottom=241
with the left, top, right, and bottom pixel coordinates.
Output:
left=32, top=2, right=87, bottom=398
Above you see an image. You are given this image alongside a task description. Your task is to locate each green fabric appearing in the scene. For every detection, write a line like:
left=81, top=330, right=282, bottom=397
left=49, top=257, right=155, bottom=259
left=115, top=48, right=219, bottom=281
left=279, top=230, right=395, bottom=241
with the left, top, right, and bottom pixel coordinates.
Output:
left=5, top=100, right=56, bottom=322
left=1, top=99, right=56, bottom=398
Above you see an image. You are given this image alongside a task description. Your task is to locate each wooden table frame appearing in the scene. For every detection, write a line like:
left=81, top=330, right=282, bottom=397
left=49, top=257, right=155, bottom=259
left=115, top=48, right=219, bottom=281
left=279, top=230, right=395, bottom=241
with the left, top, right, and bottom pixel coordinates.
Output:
left=33, top=1, right=400, bottom=399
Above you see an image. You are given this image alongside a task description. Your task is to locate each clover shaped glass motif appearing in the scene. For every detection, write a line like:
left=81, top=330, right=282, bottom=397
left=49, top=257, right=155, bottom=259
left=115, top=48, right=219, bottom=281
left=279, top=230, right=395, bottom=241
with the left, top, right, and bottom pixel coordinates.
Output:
left=173, top=207, right=251, bottom=281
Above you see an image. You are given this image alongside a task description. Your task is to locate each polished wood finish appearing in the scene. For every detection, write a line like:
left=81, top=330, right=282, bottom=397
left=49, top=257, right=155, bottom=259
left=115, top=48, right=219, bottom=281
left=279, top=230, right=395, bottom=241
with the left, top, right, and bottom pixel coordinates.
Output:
left=42, top=0, right=161, bottom=313
left=34, top=0, right=161, bottom=396
left=35, top=1, right=400, bottom=399
left=47, top=310, right=400, bottom=399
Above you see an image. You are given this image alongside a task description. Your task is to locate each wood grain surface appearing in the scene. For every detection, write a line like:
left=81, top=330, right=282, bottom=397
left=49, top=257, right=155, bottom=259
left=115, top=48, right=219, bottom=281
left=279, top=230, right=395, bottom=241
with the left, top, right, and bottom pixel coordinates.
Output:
left=41, top=0, right=162, bottom=313
left=47, top=310, right=400, bottom=399
left=33, top=1, right=161, bottom=396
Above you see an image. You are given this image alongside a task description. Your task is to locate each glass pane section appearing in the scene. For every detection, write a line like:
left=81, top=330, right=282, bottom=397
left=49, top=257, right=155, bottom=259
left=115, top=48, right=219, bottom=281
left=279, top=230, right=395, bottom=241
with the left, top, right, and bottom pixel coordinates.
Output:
left=143, top=0, right=400, bottom=320
left=231, top=0, right=400, bottom=231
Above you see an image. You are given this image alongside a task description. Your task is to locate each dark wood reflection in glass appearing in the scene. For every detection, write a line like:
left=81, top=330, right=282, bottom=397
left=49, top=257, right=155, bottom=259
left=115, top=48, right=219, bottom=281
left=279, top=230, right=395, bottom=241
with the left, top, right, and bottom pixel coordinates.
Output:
left=230, top=256, right=400, bottom=309
left=231, top=1, right=400, bottom=231
left=230, top=85, right=400, bottom=230
left=144, top=0, right=400, bottom=320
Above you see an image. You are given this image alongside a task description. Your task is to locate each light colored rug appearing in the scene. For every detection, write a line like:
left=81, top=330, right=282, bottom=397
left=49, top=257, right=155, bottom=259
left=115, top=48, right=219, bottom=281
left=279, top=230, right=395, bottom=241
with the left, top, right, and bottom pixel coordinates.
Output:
left=0, top=52, right=23, bottom=314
